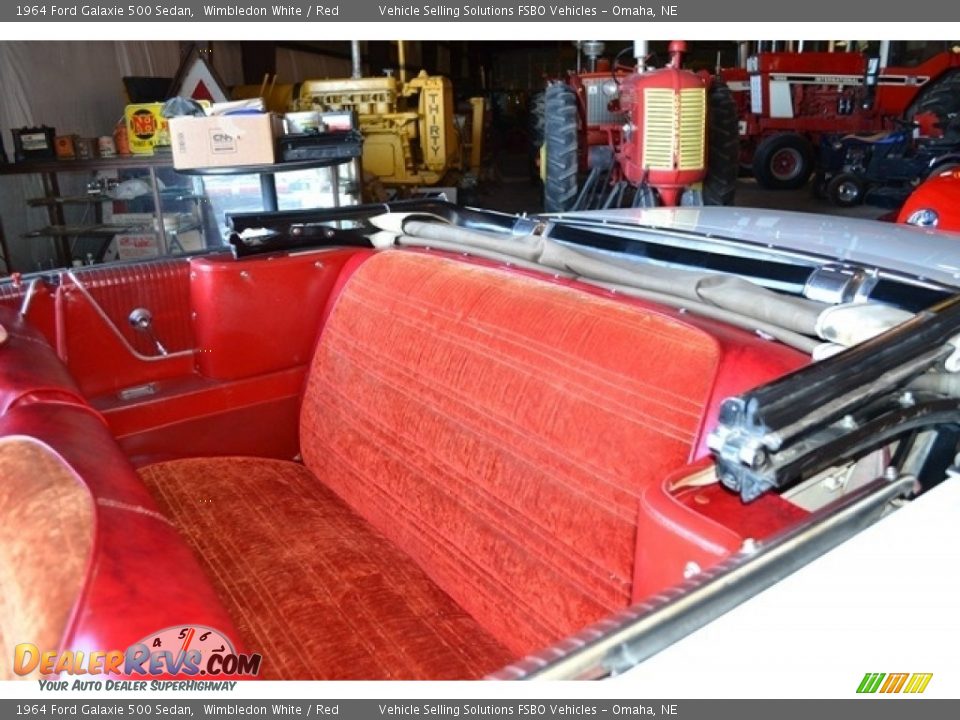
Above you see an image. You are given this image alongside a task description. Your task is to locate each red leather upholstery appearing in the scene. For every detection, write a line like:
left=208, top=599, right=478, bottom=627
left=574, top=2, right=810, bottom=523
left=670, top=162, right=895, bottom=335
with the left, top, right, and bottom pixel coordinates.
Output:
left=0, top=404, right=242, bottom=664
left=72, top=260, right=194, bottom=357
left=0, top=300, right=245, bottom=674
left=0, top=307, right=85, bottom=414
left=190, top=250, right=367, bottom=382
left=0, top=437, right=95, bottom=681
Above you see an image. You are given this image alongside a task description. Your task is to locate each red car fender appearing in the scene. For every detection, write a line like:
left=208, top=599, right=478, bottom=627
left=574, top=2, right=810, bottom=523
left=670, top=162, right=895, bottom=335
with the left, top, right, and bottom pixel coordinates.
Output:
left=898, top=167, right=960, bottom=232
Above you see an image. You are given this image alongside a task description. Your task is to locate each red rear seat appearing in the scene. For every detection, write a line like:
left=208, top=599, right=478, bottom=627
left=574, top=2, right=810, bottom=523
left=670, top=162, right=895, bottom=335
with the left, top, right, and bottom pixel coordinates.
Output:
left=137, top=250, right=738, bottom=678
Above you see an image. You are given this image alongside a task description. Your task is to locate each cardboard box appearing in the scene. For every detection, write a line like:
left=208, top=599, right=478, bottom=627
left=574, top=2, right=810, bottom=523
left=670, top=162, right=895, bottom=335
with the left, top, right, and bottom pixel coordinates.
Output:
left=114, top=232, right=161, bottom=260
left=112, top=227, right=203, bottom=260
left=125, top=103, right=170, bottom=155
left=169, top=114, right=281, bottom=169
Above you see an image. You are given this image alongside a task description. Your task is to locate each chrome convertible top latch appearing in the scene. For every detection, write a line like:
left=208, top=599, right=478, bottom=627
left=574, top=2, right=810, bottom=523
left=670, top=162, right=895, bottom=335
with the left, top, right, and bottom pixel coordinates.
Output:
left=708, top=294, right=960, bottom=501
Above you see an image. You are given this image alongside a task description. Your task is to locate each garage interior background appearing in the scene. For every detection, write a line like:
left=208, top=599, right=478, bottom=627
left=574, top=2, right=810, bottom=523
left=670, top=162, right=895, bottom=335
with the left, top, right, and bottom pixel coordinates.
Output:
left=1, top=40, right=952, bottom=272
left=1, top=40, right=751, bottom=273
left=0, top=41, right=361, bottom=272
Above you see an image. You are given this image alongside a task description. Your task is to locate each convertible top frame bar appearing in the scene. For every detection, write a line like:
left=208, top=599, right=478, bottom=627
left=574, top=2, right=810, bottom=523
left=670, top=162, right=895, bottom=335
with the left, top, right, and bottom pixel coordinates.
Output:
left=709, top=294, right=960, bottom=501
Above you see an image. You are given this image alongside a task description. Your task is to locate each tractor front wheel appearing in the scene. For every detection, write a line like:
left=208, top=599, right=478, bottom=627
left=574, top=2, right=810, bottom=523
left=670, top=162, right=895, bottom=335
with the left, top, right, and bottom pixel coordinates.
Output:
left=753, top=133, right=815, bottom=190
left=543, top=82, right=579, bottom=213
left=702, top=79, right=740, bottom=206
left=826, top=172, right=866, bottom=207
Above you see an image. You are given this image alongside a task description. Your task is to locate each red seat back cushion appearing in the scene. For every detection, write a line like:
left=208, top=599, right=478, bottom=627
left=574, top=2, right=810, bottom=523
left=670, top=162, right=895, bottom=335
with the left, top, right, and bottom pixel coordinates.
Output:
left=0, top=438, right=94, bottom=679
left=300, top=251, right=722, bottom=654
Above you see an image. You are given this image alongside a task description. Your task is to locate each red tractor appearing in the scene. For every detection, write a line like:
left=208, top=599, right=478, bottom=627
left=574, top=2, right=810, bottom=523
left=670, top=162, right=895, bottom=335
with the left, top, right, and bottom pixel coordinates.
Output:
left=723, top=41, right=960, bottom=189
left=541, top=41, right=739, bottom=212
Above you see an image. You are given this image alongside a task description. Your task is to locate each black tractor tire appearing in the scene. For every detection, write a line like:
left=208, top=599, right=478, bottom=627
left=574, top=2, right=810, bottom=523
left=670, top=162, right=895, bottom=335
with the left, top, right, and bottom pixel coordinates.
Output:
left=906, top=69, right=960, bottom=126
left=528, top=89, right=546, bottom=183
left=702, top=79, right=740, bottom=206
left=753, top=132, right=816, bottom=190
left=543, top=82, right=579, bottom=213
left=826, top=172, right=866, bottom=207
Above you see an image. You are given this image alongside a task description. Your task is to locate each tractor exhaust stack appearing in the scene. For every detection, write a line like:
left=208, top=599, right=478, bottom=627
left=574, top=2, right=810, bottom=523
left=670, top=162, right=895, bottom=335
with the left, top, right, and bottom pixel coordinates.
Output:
left=350, top=40, right=362, bottom=79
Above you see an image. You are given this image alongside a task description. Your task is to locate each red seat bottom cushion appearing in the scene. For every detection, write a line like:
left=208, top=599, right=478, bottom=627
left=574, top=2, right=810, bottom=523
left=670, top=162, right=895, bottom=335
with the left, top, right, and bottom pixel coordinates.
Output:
left=138, top=457, right=513, bottom=680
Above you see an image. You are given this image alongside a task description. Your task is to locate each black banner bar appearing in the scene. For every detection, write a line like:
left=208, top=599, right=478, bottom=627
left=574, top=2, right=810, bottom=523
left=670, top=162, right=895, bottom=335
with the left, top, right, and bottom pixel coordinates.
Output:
left=2, top=1, right=960, bottom=22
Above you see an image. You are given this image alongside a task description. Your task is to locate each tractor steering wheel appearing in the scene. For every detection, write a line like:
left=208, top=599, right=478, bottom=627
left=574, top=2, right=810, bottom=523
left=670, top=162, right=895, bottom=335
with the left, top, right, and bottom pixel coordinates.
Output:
left=611, top=46, right=641, bottom=88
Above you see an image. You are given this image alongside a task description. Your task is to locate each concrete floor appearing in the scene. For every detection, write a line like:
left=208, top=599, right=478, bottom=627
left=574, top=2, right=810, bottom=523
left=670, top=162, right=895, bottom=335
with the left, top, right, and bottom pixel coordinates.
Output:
left=734, top=177, right=888, bottom=220
left=477, top=150, right=892, bottom=221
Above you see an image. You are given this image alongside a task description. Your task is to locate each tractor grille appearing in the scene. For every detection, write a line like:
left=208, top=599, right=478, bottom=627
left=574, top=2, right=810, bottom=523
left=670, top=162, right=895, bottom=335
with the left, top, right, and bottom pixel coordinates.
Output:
left=642, top=88, right=676, bottom=170
left=642, top=86, right=706, bottom=171
left=678, top=87, right=706, bottom=170
left=582, top=77, right=621, bottom=125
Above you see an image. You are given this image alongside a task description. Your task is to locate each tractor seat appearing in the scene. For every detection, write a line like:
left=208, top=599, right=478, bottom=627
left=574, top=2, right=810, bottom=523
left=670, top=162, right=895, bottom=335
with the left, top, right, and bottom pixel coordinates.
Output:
left=840, top=131, right=899, bottom=144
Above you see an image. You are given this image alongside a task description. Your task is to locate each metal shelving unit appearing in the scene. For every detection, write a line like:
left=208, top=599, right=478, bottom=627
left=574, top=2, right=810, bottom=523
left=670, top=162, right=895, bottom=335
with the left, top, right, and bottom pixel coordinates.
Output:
left=0, top=154, right=209, bottom=268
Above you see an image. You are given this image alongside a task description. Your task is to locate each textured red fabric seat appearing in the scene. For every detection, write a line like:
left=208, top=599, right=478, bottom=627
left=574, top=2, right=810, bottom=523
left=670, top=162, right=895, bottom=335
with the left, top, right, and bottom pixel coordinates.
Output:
left=139, top=457, right=513, bottom=680
left=139, top=250, right=726, bottom=678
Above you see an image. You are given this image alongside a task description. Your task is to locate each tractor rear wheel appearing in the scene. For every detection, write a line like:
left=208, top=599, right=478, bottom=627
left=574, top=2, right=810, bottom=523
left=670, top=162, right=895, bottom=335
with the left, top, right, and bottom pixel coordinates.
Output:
left=528, top=90, right=545, bottom=183
left=702, top=79, right=740, bottom=206
left=753, top=132, right=815, bottom=190
left=907, top=69, right=960, bottom=126
left=543, top=82, right=579, bottom=213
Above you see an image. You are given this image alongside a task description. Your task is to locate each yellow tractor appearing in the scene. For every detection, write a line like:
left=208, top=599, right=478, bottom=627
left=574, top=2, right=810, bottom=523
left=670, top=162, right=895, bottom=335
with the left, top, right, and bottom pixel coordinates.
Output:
left=236, top=42, right=484, bottom=196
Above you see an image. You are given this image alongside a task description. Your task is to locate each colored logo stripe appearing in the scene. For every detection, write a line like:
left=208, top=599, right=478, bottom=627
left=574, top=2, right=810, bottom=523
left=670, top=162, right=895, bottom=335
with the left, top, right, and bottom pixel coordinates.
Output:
left=904, top=673, right=934, bottom=694
left=857, top=672, right=933, bottom=694
left=880, top=673, right=909, bottom=693
left=857, top=672, right=885, bottom=693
